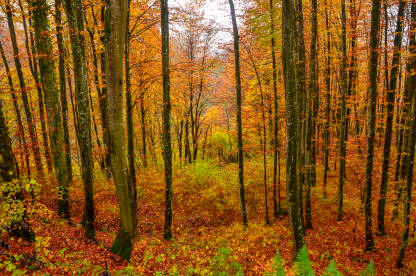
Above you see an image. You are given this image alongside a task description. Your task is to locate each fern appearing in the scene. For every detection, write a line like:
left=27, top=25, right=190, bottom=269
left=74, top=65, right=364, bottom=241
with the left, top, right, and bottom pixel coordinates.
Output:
left=322, top=260, right=343, bottom=276
left=295, top=246, right=314, bottom=276
left=358, top=261, right=375, bottom=276
left=264, top=249, right=286, bottom=276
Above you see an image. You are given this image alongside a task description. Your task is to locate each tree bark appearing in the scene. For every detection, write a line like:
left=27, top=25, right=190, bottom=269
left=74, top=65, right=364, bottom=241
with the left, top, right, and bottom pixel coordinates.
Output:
left=364, top=0, right=381, bottom=251
left=30, top=0, right=71, bottom=219
left=63, top=0, right=95, bottom=238
left=377, top=0, right=406, bottom=236
left=337, top=0, right=348, bottom=221
left=104, top=0, right=136, bottom=259
left=55, top=0, right=73, bottom=182
left=282, top=0, right=305, bottom=255
left=161, top=0, right=173, bottom=240
left=229, top=0, right=248, bottom=226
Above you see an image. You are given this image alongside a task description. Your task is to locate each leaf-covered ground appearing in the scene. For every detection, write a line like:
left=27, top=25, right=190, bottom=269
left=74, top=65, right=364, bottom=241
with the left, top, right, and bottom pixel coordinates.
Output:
left=1, top=145, right=416, bottom=275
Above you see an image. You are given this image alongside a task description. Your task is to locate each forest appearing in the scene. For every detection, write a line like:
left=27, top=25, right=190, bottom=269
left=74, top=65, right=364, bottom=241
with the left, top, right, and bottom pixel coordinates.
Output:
left=0, top=0, right=415, bottom=274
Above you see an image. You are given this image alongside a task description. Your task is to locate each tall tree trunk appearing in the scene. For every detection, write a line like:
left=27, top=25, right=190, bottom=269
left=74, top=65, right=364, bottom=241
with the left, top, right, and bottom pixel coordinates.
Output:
left=100, top=5, right=112, bottom=178
left=104, top=0, right=136, bottom=259
left=364, top=0, right=381, bottom=251
left=18, top=1, right=53, bottom=174
left=323, top=0, right=331, bottom=198
left=63, top=0, right=95, bottom=238
left=305, top=0, right=317, bottom=229
left=396, top=2, right=416, bottom=267
left=377, top=0, right=406, bottom=236
left=30, top=0, right=71, bottom=219
left=244, top=44, right=270, bottom=225
left=337, top=0, right=348, bottom=221
left=55, top=0, right=73, bottom=182
left=161, top=0, right=173, bottom=240
left=5, top=2, right=44, bottom=178
left=295, top=0, right=306, bottom=227
left=282, top=0, right=305, bottom=255
left=269, top=0, right=281, bottom=218
left=229, top=0, right=248, bottom=226
left=125, top=0, right=137, bottom=227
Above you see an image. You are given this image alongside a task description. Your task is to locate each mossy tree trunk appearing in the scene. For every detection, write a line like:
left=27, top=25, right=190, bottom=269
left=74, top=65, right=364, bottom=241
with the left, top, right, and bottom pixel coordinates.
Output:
left=282, top=0, right=305, bottom=255
left=104, top=0, right=136, bottom=259
left=30, top=0, right=71, bottom=219
left=63, top=0, right=95, bottom=238
left=55, top=0, right=73, bottom=182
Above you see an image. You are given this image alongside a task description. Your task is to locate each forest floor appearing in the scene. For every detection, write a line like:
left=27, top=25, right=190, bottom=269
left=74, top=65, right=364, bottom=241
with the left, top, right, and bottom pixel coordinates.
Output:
left=1, top=142, right=416, bottom=275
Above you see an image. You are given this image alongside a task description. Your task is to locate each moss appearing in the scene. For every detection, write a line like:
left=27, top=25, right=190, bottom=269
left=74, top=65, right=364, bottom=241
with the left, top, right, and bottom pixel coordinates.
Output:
left=111, top=231, right=133, bottom=261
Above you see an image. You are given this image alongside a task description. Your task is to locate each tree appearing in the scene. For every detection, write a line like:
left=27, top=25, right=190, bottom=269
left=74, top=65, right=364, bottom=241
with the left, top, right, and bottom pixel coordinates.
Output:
left=5, top=0, right=44, bottom=178
left=63, top=0, right=95, bottom=238
left=305, top=0, right=317, bottom=229
left=269, top=0, right=281, bottom=218
left=161, top=0, right=173, bottom=240
left=55, top=0, right=73, bottom=182
left=229, top=0, right=248, bottom=226
left=377, top=0, right=406, bottom=236
left=396, top=1, right=416, bottom=267
left=30, top=0, right=71, bottom=219
left=337, top=0, right=348, bottom=221
left=282, top=0, right=305, bottom=255
left=363, top=0, right=382, bottom=251
left=104, top=0, right=136, bottom=259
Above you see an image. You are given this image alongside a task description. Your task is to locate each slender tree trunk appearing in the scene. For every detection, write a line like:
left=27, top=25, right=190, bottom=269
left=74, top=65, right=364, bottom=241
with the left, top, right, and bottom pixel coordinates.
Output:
left=30, top=0, right=71, bottom=219
left=63, top=0, right=95, bottom=238
left=323, top=0, right=331, bottom=199
left=377, top=0, right=406, bottom=236
left=5, top=2, right=44, bottom=178
left=364, top=0, right=381, bottom=251
left=18, top=1, right=53, bottom=174
left=305, top=0, right=317, bottom=229
left=295, top=0, right=306, bottom=227
left=269, top=0, right=281, bottom=218
left=140, top=94, right=147, bottom=167
left=125, top=0, right=137, bottom=228
left=244, top=44, right=270, bottom=225
left=282, top=0, right=305, bottom=255
left=229, top=0, right=248, bottom=226
left=161, top=0, right=173, bottom=240
left=337, top=0, right=348, bottom=221
left=55, top=0, right=73, bottom=182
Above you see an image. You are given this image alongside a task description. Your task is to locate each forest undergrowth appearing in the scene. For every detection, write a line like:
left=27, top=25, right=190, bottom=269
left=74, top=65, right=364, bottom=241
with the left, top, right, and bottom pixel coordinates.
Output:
left=1, top=141, right=415, bottom=275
